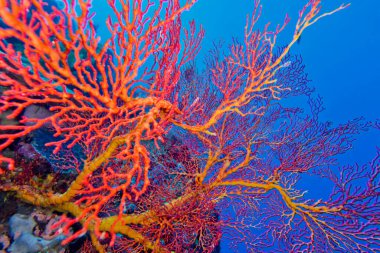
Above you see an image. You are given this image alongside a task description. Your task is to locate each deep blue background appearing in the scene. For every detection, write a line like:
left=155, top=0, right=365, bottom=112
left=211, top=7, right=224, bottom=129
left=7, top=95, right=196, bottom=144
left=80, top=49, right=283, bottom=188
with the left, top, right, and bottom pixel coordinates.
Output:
left=181, top=0, right=380, bottom=166
left=90, top=0, right=380, bottom=252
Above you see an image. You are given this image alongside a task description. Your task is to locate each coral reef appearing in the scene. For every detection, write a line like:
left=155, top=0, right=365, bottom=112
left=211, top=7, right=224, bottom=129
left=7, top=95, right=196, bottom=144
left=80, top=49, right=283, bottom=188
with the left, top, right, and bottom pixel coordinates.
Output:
left=0, top=0, right=378, bottom=252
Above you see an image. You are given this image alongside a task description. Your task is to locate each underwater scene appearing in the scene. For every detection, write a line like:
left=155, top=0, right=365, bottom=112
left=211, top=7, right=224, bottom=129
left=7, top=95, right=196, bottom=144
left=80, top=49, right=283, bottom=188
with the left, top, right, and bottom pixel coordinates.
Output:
left=0, top=0, right=379, bottom=252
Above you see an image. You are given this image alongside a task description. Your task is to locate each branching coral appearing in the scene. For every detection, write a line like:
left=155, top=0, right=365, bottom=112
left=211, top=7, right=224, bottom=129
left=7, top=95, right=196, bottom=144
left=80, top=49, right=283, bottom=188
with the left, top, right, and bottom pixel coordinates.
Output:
left=0, top=0, right=378, bottom=252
